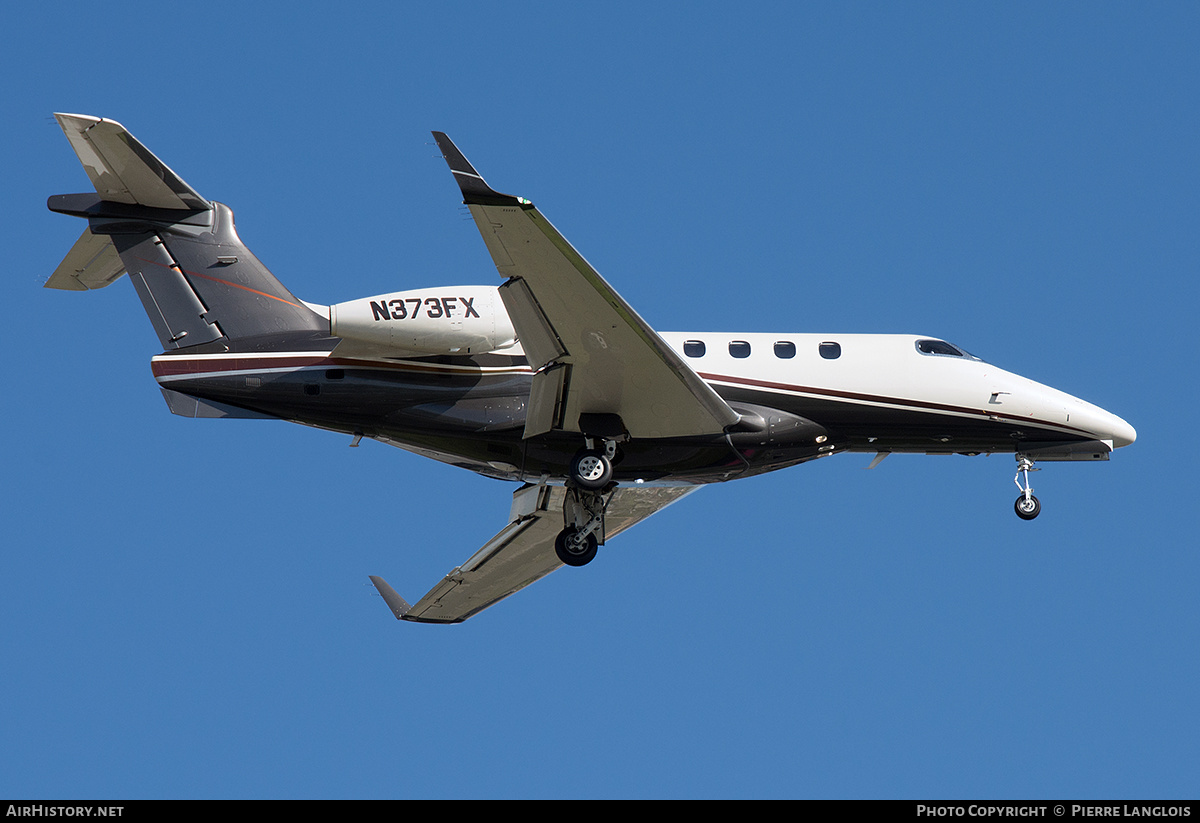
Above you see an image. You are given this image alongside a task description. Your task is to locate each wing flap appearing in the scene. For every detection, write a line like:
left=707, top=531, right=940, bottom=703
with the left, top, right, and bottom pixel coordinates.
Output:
left=496, top=276, right=566, bottom=370
left=524, top=363, right=570, bottom=438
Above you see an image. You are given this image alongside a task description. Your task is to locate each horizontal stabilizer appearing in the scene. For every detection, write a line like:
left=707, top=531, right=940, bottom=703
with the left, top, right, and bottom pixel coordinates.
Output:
left=54, top=113, right=210, bottom=211
left=45, top=228, right=125, bottom=290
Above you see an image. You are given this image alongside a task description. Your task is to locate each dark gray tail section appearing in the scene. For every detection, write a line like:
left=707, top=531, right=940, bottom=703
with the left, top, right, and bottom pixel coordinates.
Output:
left=105, top=201, right=327, bottom=349
left=46, top=114, right=328, bottom=350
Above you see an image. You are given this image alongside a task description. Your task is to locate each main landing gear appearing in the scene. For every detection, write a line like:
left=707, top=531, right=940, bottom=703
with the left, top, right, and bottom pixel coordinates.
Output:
left=1013, top=454, right=1041, bottom=520
left=569, top=448, right=614, bottom=491
left=555, top=439, right=619, bottom=566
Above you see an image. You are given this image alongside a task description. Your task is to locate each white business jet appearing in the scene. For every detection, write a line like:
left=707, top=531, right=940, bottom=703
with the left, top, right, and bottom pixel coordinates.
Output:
left=45, top=115, right=1135, bottom=623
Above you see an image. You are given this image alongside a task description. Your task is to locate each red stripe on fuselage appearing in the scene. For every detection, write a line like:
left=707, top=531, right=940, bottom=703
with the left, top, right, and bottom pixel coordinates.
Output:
left=133, top=256, right=302, bottom=307
left=151, top=355, right=329, bottom=377
left=150, top=353, right=532, bottom=378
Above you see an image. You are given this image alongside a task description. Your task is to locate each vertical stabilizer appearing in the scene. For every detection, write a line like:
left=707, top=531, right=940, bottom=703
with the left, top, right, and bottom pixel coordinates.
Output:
left=47, top=114, right=328, bottom=350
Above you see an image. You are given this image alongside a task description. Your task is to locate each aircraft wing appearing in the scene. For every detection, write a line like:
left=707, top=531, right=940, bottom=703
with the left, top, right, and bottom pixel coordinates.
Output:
left=432, top=132, right=741, bottom=440
left=370, top=482, right=697, bottom=623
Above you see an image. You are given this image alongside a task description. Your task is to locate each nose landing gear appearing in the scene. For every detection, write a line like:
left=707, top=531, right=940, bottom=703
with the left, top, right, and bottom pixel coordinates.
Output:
left=1013, top=454, right=1041, bottom=520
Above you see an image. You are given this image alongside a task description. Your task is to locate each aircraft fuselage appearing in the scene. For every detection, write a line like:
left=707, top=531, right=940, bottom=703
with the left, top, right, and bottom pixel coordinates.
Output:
left=149, top=326, right=1134, bottom=486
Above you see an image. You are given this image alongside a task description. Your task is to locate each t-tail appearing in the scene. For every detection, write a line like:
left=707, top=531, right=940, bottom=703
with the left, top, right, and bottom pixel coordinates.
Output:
left=45, top=114, right=328, bottom=351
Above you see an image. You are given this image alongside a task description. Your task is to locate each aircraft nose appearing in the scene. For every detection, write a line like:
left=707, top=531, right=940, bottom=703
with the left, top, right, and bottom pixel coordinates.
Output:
left=1079, top=403, right=1136, bottom=449
left=1108, top=413, right=1137, bottom=449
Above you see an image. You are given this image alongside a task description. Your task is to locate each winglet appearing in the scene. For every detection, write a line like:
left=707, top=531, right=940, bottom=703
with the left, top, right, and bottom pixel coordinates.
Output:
left=368, top=575, right=413, bottom=620
left=431, top=132, right=524, bottom=207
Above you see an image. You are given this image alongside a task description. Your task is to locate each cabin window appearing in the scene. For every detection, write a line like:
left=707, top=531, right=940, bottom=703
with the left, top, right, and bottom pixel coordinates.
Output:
left=325, top=369, right=345, bottom=380
left=819, top=341, right=841, bottom=360
left=774, top=341, right=796, bottom=359
left=916, top=339, right=964, bottom=357
left=683, top=340, right=706, bottom=358
left=729, top=341, right=751, bottom=358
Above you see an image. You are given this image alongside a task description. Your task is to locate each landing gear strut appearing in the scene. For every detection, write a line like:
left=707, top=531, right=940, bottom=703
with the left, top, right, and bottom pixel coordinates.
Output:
left=556, top=437, right=620, bottom=566
left=1013, top=454, right=1041, bottom=520
left=554, top=484, right=612, bottom=566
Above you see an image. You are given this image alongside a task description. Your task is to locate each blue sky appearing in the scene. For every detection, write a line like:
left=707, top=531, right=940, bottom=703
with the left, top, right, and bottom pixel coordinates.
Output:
left=3, top=2, right=1196, bottom=799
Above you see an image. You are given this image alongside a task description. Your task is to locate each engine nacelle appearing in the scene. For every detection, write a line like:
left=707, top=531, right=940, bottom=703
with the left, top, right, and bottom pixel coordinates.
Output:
left=330, top=286, right=517, bottom=355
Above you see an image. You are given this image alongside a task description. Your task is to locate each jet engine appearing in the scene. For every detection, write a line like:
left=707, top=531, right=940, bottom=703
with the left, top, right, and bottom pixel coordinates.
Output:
left=330, top=286, right=517, bottom=356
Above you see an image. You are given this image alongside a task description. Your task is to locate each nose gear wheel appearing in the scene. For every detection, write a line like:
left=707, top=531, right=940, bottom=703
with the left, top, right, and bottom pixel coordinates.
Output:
left=1013, top=454, right=1041, bottom=520
left=1014, top=494, right=1041, bottom=520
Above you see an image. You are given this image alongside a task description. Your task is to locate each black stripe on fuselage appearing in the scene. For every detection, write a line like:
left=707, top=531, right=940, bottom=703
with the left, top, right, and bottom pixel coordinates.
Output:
left=699, top=371, right=1094, bottom=448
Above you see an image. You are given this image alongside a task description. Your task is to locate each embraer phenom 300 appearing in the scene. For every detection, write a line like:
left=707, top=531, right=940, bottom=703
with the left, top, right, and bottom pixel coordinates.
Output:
left=46, top=115, right=1136, bottom=623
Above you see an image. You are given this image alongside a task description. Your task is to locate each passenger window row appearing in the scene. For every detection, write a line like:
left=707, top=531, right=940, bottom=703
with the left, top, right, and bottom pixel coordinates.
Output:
left=682, top=340, right=842, bottom=359
left=680, top=338, right=974, bottom=362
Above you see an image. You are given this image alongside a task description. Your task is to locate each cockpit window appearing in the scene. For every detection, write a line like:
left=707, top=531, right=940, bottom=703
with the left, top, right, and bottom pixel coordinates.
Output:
left=916, top=339, right=965, bottom=357
left=914, top=339, right=985, bottom=361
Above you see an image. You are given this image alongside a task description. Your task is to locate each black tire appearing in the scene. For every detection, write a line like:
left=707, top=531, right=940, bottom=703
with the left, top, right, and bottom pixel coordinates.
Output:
left=1014, top=494, right=1041, bottom=520
left=555, top=527, right=598, bottom=567
left=569, top=449, right=613, bottom=491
